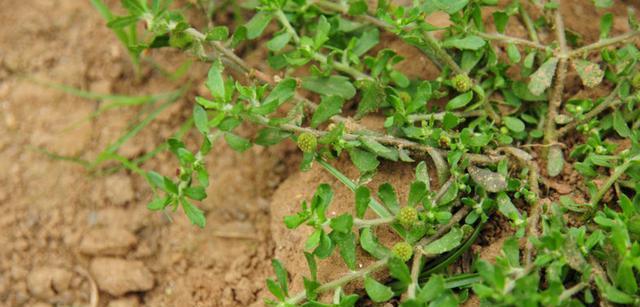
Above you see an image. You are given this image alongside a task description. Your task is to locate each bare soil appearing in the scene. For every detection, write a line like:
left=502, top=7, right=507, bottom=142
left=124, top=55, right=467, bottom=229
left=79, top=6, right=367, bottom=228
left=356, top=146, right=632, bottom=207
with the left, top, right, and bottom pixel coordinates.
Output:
left=0, top=0, right=636, bottom=307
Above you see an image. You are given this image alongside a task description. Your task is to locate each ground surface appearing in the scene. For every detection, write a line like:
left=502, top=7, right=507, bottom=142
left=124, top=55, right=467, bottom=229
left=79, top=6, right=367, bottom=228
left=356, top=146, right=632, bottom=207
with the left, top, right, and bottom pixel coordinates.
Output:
left=0, top=0, right=636, bottom=307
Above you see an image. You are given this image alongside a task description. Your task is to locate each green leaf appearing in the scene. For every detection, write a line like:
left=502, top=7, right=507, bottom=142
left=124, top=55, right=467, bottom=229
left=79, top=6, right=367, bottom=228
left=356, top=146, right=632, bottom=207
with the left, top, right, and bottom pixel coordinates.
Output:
left=193, top=105, right=208, bottom=135
left=272, top=259, right=289, bottom=297
left=314, top=16, right=331, bottom=48
left=360, top=228, right=390, bottom=259
left=442, top=112, right=460, bottom=130
left=314, top=231, right=334, bottom=258
left=415, top=161, right=431, bottom=189
left=245, top=12, right=272, bottom=39
left=506, top=44, right=521, bottom=63
left=528, top=57, right=558, bottom=96
left=496, top=192, right=521, bottom=221
left=364, top=276, right=394, bottom=302
left=417, top=275, right=446, bottom=302
left=446, top=91, right=473, bottom=110
left=388, top=257, right=411, bottom=284
left=422, top=228, right=463, bottom=256
left=107, top=15, right=139, bottom=29
left=122, top=0, right=146, bottom=15
left=493, top=12, right=508, bottom=33
left=266, top=278, right=285, bottom=301
left=311, top=96, right=345, bottom=128
left=433, top=0, right=469, bottom=14
left=330, top=231, right=357, bottom=270
left=206, top=26, right=229, bottom=41
left=443, top=36, right=486, bottom=50
left=304, top=252, right=317, bottom=281
left=224, top=133, right=252, bottom=152
left=348, top=148, right=379, bottom=173
left=181, top=199, right=206, bottom=228
left=513, top=81, right=546, bottom=101
left=355, top=186, right=371, bottom=218
left=267, top=32, right=291, bottom=51
left=573, top=60, right=604, bottom=88
left=613, top=110, right=631, bottom=137
left=378, top=183, right=400, bottom=214
left=547, top=146, right=564, bottom=177
left=353, top=29, right=380, bottom=56
left=357, top=80, right=385, bottom=117
left=503, top=116, right=525, bottom=132
left=593, top=0, right=613, bottom=8
left=360, top=137, right=398, bottom=161
left=254, top=128, right=292, bottom=146
left=599, top=280, right=634, bottom=304
left=408, top=181, right=427, bottom=206
left=600, top=13, right=613, bottom=38
left=206, top=60, right=225, bottom=99
left=184, top=186, right=207, bottom=201
left=147, top=197, right=168, bottom=211
left=468, top=166, right=507, bottom=193
left=302, top=75, right=356, bottom=99
left=330, top=214, right=353, bottom=233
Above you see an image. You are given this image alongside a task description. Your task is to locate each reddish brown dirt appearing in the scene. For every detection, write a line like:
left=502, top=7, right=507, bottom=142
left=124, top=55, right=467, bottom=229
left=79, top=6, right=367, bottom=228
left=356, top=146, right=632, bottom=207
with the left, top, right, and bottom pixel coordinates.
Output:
left=1, top=0, right=638, bottom=307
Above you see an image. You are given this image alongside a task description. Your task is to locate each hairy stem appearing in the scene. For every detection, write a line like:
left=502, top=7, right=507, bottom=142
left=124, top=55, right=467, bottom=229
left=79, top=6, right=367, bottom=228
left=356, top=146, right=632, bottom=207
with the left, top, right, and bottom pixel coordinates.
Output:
left=285, top=259, right=389, bottom=305
left=569, top=30, right=640, bottom=58
left=556, top=83, right=623, bottom=137
left=585, top=153, right=640, bottom=220
left=472, top=31, right=548, bottom=51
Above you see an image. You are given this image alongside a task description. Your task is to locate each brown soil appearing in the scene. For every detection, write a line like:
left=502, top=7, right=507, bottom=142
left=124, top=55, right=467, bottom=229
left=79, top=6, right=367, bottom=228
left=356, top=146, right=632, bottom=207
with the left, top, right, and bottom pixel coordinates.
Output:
left=0, top=0, right=637, bottom=307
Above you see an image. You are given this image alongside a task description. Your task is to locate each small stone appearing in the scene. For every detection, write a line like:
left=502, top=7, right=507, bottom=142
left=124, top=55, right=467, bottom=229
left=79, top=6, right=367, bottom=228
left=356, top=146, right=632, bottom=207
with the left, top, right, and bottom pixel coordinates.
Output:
left=107, top=295, right=140, bottom=307
left=90, top=258, right=154, bottom=296
left=104, top=174, right=135, bottom=206
left=27, top=267, right=73, bottom=300
left=79, top=228, right=138, bottom=256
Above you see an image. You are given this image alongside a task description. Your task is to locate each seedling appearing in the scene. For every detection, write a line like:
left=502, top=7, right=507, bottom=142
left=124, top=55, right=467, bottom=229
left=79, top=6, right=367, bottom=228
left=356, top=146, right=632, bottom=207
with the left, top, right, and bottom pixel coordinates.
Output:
left=97, top=0, right=640, bottom=305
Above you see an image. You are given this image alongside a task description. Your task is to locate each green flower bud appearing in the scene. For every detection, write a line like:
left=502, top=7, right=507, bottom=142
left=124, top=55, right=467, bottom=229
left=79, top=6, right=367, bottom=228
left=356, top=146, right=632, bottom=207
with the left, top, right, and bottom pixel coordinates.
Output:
left=397, top=206, right=418, bottom=228
left=391, top=242, right=413, bottom=262
left=500, top=127, right=509, bottom=135
left=297, top=132, right=317, bottom=153
left=451, top=74, right=472, bottom=92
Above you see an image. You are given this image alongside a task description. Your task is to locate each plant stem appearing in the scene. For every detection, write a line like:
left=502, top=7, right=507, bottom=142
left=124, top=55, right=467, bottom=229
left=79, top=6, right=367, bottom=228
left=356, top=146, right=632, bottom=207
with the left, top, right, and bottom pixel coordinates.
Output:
left=407, top=110, right=484, bottom=122
left=472, top=31, right=548, bottom=51
left=274, top=9, right=371, bottom=80
left=585, top=153, right=640, bottom=220
left=407, top=252, right=423, bottom=299
left=417, top=206, right=471, bottom=248
left=518, top=5, right=540, bottom=44
left=569, top=30, right=640, bottom=58
left=316, top=158, right=393, bottom=218
left=558, top=282, right=588, bottom=302
left=354, top=216, right=395, bottom=227
left=543, top=10, right=568, bottom=163
left=556, top=83, right=623, bottom=137
left=274, top=10, right=301, bottom=43
left=285, top=259, right=389, bottom=305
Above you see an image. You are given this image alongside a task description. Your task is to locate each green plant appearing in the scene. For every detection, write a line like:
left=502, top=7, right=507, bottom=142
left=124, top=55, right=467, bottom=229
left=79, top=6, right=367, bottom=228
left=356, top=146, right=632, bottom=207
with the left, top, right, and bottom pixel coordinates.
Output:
left=96, top=0, right=640, bottom=305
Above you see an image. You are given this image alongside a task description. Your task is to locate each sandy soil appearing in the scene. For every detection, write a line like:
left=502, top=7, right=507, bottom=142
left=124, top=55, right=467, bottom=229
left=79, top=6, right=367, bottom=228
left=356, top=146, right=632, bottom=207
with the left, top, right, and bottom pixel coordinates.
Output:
left=0, top=0, right=637, bottom=306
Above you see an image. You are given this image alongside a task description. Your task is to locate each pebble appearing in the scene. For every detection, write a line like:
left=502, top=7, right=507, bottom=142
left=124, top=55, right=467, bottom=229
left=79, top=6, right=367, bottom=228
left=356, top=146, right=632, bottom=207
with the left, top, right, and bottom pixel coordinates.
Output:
left=90, top=257, right=154, bottom=296
left=79, top=227, right=138, bottom=256
left=27, top=267, right=73, bottom=300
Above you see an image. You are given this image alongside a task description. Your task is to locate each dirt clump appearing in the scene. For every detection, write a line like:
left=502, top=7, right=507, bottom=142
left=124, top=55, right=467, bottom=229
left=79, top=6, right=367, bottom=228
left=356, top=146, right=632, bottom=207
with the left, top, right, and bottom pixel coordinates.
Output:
left=78, top=227, right=139, bottom=256
left=89, top=258, right=154, bottom=296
